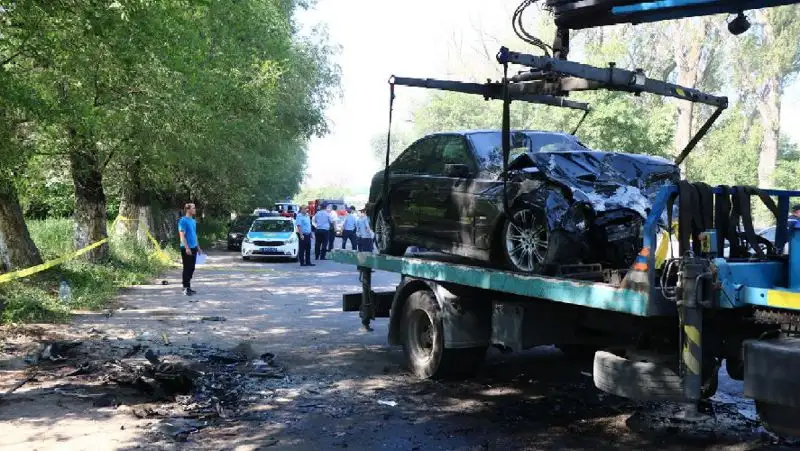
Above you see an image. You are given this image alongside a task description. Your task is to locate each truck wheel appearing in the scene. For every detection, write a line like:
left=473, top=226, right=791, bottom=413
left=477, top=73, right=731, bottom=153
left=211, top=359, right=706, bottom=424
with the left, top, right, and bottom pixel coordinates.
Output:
left=401, top=290, right=485, bottom=379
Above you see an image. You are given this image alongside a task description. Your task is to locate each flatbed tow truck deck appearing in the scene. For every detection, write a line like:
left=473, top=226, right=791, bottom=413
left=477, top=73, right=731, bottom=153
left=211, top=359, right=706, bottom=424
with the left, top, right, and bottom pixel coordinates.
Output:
left=330, top=181, right=800, bottom=437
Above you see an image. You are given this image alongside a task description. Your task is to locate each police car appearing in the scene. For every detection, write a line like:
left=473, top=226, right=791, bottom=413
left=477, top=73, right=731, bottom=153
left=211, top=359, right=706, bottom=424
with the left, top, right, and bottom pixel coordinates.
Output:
left=241, top=216, right=299, bottom=261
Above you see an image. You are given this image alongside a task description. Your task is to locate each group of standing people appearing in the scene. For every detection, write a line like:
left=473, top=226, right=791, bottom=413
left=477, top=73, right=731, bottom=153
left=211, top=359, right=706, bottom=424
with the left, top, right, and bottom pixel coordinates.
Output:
left=294, top=204, right=374, bottom=267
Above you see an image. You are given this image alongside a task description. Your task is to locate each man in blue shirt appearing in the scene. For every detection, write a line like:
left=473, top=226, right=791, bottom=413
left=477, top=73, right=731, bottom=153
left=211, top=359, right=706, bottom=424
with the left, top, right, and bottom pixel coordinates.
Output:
left=341, top=206, right=358, bottom=250
left=313, top=206, right=331, bottom=260
left=295, top=205, right=314, bottom=266
left=356, top=207, right=374, bottom=252
left=178, top=203, right=202, bottom=296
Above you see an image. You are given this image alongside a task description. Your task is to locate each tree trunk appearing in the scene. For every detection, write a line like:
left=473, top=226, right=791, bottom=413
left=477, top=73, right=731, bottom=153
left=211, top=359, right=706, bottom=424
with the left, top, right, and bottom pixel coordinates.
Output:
left=69, top=132, right=109, bottom=262
left=0, top=179, right=43, bottom=273
left=116, top=158, right=144, bottom=243
left=672, top=19, right=712, bottom=174
left=757, top=77, right=782, bottom=188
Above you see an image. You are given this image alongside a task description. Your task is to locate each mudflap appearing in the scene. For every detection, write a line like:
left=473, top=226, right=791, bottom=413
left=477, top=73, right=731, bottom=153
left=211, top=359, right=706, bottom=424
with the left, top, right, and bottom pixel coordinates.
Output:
left=342, top=291, right=394, bottom=317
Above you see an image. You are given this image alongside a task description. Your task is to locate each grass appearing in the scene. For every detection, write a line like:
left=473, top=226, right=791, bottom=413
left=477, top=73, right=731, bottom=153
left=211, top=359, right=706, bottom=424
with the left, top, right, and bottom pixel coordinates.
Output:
left=0, top=218, right=177, bottom=324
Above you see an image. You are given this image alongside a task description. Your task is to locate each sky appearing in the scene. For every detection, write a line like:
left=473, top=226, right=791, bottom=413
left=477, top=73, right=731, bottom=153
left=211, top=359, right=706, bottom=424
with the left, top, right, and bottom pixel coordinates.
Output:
left=296, top=1, right=800, bottom=192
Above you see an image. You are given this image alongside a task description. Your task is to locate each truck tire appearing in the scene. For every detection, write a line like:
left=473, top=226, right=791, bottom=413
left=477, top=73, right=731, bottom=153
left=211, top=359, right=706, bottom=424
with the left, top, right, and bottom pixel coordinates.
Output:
left=756, top=401, right=800, bottom=437
left=401, top=289, right=485, bottom=379
left=593, top=348, right=685, bottom=401
left=744, top=337, right=800, bottom=436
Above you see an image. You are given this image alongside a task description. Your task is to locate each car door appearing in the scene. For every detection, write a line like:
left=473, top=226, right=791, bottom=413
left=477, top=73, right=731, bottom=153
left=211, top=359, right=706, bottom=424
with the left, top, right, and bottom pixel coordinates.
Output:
left=465, top=131, right=512, bottom=250
left=385, top=136, right=437, bottom=239
left=420, top=134, right=480, bottom=245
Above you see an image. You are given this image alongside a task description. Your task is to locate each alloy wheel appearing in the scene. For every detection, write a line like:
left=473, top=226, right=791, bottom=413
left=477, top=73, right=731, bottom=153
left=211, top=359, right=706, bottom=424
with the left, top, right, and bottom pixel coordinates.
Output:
left=374, top=210, right=391, bottom=252
left=505, top=209, right=548, bottom=272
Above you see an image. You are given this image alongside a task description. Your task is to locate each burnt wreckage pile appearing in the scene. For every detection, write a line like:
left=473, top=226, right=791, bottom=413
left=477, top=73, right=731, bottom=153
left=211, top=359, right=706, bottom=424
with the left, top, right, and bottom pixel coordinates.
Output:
left=380, top=44, right=727, bottom=278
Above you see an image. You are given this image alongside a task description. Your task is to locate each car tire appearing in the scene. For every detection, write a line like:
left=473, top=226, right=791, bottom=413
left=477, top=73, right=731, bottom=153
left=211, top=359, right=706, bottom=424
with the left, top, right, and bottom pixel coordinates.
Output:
left=373, top=208, right=406, bottom=256
left=401, top=290, right=486, bottom=379
left=500, top=206, right=548, bottom=274
left=593, top=348, right=718, bottom=401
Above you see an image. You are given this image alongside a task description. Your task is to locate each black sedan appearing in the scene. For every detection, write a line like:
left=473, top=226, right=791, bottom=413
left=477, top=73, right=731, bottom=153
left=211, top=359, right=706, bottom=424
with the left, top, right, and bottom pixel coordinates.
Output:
left=227, top=215, right=257, bottom=251
left=365, top=130, right=680, bottom=273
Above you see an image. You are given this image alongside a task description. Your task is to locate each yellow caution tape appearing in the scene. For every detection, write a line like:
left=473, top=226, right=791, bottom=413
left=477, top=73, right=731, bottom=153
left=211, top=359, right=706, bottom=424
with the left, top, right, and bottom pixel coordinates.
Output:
left=0, top=215, right=176, bottom=284
left=0, top=237, right=109, bottom=284
left=115, top=216, right=174, bottom=265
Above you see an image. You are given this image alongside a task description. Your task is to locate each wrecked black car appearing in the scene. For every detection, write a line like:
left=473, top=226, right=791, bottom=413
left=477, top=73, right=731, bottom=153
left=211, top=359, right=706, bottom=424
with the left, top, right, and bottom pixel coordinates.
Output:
left=365, top=130, right=679, bottom=273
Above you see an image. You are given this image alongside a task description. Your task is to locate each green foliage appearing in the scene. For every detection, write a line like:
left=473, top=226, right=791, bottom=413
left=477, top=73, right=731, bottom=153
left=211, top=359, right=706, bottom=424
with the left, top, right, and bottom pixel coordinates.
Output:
left=0, top=281, right=71, bottom=324
left=685, top=109, right=761, bottom=186
left=410, top=90, right=675, bottom=157
left=196, top=218, right=230, bottom=249
left=2, top=0, right=340, bottom=224
left=26, top=218, right=74, bottom=261
left=0, top=218, right=175, bottom=323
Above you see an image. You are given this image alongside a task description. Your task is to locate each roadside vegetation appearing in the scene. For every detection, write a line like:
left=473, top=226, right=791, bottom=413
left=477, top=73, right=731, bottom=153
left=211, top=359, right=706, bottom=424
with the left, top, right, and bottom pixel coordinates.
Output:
left=0, top=1, right=339, bottom=323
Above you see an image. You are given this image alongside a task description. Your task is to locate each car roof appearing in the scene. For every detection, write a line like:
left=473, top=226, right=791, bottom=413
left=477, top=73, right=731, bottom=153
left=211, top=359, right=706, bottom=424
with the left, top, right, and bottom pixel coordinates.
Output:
left=427, top=129, right=578, bottom=139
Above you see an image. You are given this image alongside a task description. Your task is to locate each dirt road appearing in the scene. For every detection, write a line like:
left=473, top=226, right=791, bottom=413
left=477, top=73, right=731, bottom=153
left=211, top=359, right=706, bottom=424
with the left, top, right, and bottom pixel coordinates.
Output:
left=0, top=247, right=792, bottom=450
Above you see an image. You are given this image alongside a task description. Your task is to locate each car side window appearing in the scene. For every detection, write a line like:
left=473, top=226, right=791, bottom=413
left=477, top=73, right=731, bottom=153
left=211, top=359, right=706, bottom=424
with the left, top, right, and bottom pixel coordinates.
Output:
left=392, top=136, right=440, bottom=174
left=439, top=135, right=476, bottom=174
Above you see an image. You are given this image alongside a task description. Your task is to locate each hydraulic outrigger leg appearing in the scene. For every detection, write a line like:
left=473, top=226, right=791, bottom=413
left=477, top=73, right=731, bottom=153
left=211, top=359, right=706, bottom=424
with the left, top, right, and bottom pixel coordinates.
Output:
left=358, top=266, right=374, bottom=331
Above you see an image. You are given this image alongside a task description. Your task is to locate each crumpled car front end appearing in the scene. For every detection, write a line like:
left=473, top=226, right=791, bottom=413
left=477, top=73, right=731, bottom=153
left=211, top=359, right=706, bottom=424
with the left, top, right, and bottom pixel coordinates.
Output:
left=513, top=150, right=679, bottom=269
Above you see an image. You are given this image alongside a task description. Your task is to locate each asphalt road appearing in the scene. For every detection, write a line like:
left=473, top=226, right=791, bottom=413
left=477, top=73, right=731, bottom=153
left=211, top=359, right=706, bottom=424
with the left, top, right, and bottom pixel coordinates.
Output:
left=0, top=242, right=789, bottom=450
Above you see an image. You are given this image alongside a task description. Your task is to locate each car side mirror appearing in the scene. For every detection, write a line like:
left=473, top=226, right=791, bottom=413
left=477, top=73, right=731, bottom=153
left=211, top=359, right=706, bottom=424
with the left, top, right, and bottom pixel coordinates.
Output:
left=444, top=163, right=472, bottom=178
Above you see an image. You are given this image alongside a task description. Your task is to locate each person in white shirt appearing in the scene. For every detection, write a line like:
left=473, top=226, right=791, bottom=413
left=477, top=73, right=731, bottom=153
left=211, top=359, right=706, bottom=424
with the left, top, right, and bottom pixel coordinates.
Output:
left=328, top=204, right=339, bottom=251
left=313, top=206, right=332, bottom=260
left=341, top=206, right=358, bottom=250
left=356, top=207, right=374, bottom=252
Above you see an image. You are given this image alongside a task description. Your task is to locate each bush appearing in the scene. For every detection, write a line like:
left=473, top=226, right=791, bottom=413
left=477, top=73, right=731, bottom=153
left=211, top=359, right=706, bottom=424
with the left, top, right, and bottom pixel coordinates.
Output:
left=0, top=281, right=71, bottom=324
left=0, top=218, right=176, bottom=323
left=196, top=217, right=229, bottom=248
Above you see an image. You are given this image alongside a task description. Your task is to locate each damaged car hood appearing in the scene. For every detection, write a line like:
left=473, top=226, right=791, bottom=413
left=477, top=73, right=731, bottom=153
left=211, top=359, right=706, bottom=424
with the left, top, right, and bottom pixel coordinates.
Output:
left=512, top=150, right=680, bottom=218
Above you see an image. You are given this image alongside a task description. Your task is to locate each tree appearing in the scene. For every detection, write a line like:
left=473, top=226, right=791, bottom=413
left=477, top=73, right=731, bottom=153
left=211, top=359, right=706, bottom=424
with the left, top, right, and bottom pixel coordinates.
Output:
left=733, top=5, right=800, bottom=188
left=1, top=0, right=339, bottom=258
left=670, top=18, right=721, bottom=167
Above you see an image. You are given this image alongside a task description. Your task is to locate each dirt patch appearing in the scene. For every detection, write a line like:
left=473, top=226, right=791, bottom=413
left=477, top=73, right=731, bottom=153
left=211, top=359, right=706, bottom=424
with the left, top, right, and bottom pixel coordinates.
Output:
left=0, top=252, right=793, bottom=450
left=0, top=326, right=292, bottom=449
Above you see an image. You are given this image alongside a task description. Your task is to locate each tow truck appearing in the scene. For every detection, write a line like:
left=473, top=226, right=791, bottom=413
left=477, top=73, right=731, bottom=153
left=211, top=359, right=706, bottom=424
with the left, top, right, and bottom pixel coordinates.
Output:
left=329, top=0, right=800, bottom=437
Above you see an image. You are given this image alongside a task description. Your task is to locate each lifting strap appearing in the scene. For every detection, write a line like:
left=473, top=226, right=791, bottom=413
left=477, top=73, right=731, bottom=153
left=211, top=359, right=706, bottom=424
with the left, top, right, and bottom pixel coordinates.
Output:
left=715, top=185, right=780, bottom=259
left=667, top=181, right=714, bottom=257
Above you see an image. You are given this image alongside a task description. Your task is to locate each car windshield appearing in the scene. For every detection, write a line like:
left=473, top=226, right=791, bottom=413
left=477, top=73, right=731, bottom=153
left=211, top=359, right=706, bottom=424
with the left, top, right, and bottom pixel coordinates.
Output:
left=468, top=131, right=586, bottom=176
left=251, top=220, right=294, bottom=233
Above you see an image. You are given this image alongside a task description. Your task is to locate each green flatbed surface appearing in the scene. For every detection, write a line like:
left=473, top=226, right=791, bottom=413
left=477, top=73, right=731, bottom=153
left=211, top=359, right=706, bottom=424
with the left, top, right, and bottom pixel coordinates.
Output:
left=328, top=250, right=651, bottom=316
